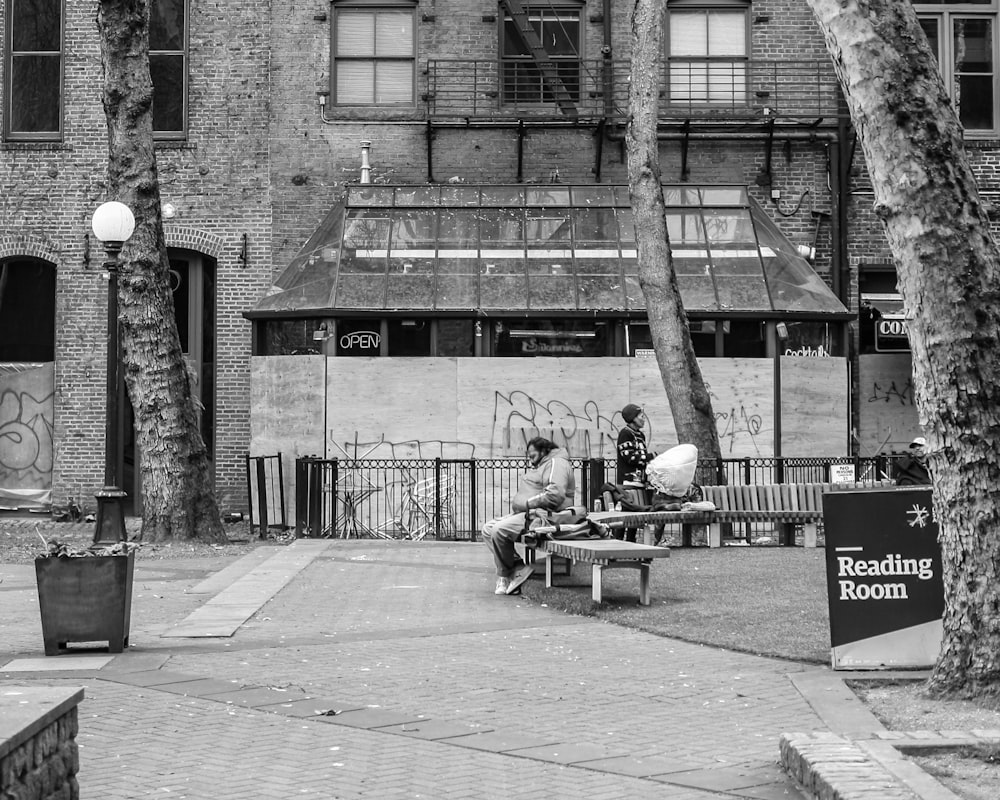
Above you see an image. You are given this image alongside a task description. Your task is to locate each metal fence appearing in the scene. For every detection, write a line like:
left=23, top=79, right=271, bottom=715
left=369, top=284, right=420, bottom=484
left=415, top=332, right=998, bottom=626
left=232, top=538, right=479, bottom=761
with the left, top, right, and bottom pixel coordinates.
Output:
left=245, top=453, right=287, bottom=538
left=291, top=455, right=898, bottom=541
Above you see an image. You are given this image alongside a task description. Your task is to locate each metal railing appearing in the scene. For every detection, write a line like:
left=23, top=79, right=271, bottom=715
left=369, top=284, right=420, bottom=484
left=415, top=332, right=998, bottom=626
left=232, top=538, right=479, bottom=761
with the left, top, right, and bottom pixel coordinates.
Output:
left=245, top=453, right=287, bottom=538
left=425, top=58, right=847, bottom=121
left=292, top=455, right=897, bottom=541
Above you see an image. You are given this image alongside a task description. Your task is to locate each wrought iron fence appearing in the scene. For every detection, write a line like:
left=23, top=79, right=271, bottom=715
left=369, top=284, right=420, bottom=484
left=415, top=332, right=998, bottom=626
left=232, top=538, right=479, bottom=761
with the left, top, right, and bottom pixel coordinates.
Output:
left=292, top=455, right=898, bottom=541
left=245, top=453, right=287, bottom=538
left=424, top=58, right=847, bottom=121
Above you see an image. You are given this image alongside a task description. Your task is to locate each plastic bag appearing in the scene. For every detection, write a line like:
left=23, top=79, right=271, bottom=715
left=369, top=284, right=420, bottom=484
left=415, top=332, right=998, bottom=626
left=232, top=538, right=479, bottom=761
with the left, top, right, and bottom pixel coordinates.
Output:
left=646, top=444, right=699, bottom=496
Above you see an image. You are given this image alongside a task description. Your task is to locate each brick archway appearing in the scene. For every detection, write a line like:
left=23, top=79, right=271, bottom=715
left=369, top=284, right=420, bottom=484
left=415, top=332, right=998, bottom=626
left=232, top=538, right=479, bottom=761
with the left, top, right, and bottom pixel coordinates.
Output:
left=163, top=226, right=225, bottom=259
left=0, top=234, right=61, bottom=264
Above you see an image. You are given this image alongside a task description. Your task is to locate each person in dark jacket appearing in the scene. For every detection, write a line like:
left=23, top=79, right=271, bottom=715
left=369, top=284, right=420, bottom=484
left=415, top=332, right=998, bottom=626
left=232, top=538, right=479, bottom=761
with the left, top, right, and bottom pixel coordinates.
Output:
left=482, top=437, right=575, bottom=596
left=616, top=403, right=654, bottom=484
left=893, top=436, right=931, bottom=485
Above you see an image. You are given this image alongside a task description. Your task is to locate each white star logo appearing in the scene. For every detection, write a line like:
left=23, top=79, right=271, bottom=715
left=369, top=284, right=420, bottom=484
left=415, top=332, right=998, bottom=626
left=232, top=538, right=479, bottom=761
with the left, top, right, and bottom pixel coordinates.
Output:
left=907, top=504, right=931, bottom=528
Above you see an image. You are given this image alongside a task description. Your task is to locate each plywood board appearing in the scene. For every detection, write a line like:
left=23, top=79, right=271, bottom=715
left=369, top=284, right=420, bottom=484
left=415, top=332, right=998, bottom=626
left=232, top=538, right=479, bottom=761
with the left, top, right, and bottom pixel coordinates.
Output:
left=250, top=356, right=325, bottom=460
left=857, top=353, right=919, bottom=454
left=780, top=357, right=849, bottom=456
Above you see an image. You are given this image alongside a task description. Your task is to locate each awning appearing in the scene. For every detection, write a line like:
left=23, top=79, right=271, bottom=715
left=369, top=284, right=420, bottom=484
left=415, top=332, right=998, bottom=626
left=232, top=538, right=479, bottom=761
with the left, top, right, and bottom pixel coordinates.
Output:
left=247, top=184, right=849, bottom=318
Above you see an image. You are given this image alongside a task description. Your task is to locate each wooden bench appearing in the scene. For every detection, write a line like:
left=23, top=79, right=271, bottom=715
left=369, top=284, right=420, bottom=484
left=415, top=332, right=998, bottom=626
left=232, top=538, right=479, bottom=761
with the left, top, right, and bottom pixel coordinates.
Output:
left=518, top=527, right=671, bottom=605
left=701, top=481, right=895, bottom=547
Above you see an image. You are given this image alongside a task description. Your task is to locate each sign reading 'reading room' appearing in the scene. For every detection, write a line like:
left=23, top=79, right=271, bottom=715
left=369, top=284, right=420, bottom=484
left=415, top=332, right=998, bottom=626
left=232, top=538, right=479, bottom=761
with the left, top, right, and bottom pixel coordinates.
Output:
left=822, top=488, right=944, bottom=670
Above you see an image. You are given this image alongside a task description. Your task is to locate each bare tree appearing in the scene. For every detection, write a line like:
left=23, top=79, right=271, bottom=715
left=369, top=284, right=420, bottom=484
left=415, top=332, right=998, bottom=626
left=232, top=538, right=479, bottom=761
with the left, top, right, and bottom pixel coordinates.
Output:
left=96, top=0, right=225, bottom=542
left=626, top=0, right=722, bottom=462
left=807, top=0, right=1000, bottom=695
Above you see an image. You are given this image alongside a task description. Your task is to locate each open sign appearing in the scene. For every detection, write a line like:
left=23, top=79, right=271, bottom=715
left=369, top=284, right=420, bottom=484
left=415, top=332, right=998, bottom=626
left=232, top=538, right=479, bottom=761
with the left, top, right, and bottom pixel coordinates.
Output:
left=875, top=316, right=910, bottom=353
left=339, top=331, right=380, bottom=351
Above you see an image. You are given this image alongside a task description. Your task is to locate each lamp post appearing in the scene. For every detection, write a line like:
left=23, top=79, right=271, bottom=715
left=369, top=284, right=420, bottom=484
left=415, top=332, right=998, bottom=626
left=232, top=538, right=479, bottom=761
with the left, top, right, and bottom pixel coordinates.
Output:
left=90, top=201, right=136, bottom=546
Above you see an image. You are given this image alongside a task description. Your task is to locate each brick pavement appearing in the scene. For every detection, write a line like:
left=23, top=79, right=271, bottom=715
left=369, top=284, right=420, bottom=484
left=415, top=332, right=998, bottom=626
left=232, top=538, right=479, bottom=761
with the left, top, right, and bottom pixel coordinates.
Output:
left=3, top=538, right=987, bottom=799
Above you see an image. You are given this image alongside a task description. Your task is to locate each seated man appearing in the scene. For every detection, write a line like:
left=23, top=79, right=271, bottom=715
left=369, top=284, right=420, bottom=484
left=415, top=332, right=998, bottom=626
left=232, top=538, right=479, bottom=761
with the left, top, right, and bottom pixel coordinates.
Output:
left=481, top=437, right=575, bottom=596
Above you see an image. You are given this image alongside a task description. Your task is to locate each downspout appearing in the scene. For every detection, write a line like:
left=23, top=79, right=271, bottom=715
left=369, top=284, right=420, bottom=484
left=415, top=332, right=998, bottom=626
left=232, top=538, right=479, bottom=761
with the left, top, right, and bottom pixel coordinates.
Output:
left=426, top=122, right=435, bottom=183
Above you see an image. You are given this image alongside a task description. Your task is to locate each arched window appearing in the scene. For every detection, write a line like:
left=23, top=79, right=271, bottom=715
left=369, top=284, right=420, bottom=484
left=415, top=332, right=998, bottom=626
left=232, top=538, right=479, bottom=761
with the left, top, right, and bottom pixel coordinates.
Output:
left=0, top=257, right=56, bottom=362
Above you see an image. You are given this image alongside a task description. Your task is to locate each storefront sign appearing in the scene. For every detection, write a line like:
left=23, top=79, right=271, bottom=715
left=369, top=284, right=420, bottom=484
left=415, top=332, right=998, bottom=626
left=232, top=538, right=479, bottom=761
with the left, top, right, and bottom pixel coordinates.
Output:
left=822, top=488, right=943, bottom=669
left=875, top=316, right=910, bottom=353
left=340, top=330, right=380, bottom=351
left=633, top=348, right=656, bottom=357
left=520, top=338, right=584, bottom=355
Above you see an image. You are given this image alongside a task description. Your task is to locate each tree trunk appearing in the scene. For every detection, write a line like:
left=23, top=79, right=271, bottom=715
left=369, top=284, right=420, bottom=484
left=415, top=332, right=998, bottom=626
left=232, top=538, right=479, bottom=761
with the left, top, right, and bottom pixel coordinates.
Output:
left=807, top=0, right=1000, bottom=696
left=96, top=0, right=225, bottom=542
left=626, top=0, right=722, bottom=463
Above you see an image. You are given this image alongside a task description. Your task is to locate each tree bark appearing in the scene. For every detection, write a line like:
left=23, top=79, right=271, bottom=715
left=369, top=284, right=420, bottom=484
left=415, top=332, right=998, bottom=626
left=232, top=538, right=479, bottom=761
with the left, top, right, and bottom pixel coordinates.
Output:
left=807, top=0, right=1000, bottom=696
left=96, top=0, right=225, bottom=542
left=626, top=0, right=722, bottom=463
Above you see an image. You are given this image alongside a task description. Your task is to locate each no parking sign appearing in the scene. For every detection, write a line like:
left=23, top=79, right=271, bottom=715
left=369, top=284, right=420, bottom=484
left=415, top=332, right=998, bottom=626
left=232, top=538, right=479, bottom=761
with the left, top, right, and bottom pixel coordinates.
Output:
left=822, top=487, right=944, bottom=669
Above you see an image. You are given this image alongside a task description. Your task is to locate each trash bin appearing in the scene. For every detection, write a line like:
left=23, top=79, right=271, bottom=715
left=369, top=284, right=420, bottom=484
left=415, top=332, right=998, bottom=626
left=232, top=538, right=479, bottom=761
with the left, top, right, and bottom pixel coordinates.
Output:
left=35, top=551, right=136, bottom=656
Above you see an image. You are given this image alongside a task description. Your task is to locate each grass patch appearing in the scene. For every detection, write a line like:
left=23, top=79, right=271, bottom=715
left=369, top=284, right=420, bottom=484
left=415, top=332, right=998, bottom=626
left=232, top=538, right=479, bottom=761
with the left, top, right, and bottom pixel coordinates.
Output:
left=520, top=546, right=831, bottom=664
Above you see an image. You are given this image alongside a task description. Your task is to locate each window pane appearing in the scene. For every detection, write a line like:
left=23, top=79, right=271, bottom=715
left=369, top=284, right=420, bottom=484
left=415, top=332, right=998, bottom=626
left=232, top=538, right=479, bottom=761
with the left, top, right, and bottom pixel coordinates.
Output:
left=958, top=74, right=994, bottom=128
left=337, top=61, right=375, bottom=104
left=335, top=320, right=382, bottom=356
left=574, top=208, right=619, bottom=241
left=542, top=14, right=579, bottom=56
left=436, top=320, right=475, bottom=356
left=150, top=0, right=185, bottom=51
left=10, top=56, right=60, bottom=132
left=954, top=18, right=993, bottom=73
left=671, top=12, right=706, bottom=56
left=0, top=259, right=56, bottom=361
left=920, top=17, right=941, bottom=63
left=708, top=63, right=744, bottom=101
left=12, top=0, right=60, bottom=51
left=503, top=19, right=529, bottom=56
left=337, top=11, right=376, bottom=56
left=376, top=11, right=413, bottom=56
left=707, top=11, right=745, bottom=56
left=150, top=54, right=184, bottom=131
left=387, top=320, right=431, bottom=355
left=375, top=62, right=413, bottom=104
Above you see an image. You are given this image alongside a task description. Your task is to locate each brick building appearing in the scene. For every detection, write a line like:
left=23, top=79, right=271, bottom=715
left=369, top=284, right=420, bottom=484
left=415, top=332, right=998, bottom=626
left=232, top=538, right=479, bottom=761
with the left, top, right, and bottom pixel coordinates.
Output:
left=1, top=0, right=994, bottom=514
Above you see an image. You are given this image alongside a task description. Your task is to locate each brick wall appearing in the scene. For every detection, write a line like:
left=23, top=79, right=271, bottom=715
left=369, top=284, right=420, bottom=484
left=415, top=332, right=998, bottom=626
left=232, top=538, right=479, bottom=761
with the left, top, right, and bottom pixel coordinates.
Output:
left=0, top=689, right=82, bottom=800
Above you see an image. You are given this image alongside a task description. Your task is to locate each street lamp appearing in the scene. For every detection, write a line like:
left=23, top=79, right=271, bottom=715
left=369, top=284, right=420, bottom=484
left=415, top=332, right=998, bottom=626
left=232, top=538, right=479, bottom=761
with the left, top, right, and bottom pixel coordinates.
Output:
left=90, top=201, right=136, bottom=546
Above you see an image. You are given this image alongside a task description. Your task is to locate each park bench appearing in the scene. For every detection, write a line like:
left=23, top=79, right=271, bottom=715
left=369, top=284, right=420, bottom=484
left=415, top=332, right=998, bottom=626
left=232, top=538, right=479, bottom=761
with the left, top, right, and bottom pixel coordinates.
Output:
left=516, top=517, right=671, bottom=605
left=701, top=481, right=895, bottom=547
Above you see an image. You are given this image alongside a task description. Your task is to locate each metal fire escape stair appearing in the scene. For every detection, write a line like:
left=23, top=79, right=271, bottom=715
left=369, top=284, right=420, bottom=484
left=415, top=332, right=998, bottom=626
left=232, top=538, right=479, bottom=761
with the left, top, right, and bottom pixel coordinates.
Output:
left=499, top=0, right=578, bottom=117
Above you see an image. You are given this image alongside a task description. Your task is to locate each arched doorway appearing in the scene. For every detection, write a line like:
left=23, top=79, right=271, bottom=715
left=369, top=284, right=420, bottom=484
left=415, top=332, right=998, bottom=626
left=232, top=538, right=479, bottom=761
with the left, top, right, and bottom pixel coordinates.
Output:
left=123, top=249, right=216, bottom=514
left=0, top=257, right=56, bottom=511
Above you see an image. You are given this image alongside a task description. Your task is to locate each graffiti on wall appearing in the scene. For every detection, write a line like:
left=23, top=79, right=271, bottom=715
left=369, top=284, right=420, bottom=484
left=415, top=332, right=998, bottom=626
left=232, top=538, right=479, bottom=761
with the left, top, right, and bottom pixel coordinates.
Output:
left=868, top=379, right=915, bottom=405
left=0, top=364, right=54, bottom=507
left=330, top=433, right=477, bottom=460
left=715, top=404, right=766, bottom=455
left=491, top=391, right=623, bottom=458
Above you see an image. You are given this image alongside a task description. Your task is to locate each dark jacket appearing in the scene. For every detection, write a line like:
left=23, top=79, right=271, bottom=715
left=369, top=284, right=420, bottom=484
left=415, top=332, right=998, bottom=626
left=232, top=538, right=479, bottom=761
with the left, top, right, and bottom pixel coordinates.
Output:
left=893, top=455, right=931, bottom=486
left=617, top=426, right=652, bottom=484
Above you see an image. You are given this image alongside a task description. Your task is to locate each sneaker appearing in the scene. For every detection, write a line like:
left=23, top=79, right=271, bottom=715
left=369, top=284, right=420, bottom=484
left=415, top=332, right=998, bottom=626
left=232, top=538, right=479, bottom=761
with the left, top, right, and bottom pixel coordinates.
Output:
left=506, top=563, right=535, bottom=594
left=494, top=577, right=511, bottom=595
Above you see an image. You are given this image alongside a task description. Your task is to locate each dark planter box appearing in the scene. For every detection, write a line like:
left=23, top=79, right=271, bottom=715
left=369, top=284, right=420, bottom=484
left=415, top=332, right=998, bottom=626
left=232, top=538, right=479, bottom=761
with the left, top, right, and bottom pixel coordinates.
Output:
left=35, top=551, right=135, bottom=656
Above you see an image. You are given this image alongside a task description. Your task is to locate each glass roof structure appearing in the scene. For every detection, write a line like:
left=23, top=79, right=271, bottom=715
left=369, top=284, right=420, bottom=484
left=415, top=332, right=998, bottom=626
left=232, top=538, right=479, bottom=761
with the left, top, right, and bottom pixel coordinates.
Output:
left=248, top=184, right=849, bottom=318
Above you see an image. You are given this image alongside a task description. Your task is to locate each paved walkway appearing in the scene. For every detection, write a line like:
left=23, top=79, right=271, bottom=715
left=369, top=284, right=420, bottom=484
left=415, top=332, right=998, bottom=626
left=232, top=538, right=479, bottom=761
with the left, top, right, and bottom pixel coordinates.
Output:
left=0, top=538, right=983, bottom=799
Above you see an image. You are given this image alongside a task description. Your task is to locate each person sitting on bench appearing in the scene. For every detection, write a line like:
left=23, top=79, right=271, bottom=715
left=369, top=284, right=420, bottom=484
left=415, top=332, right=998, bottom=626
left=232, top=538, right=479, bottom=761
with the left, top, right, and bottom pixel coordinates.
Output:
left=482, top=437, right=575, bottom=596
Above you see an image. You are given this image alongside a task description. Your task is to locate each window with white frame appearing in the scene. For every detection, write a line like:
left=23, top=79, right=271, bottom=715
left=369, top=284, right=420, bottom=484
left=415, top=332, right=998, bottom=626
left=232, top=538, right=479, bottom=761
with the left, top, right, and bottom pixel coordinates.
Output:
left=150, top=0, right=188, bottom=137
left=4, top=0, right=63, bottom=140
left=666, top=0, right=749, bottom=107
left=914, top=0, right=998, bottom=134
left=332, top=3, right=416, bottom=106
left=500, top=3, right=581, bottom=105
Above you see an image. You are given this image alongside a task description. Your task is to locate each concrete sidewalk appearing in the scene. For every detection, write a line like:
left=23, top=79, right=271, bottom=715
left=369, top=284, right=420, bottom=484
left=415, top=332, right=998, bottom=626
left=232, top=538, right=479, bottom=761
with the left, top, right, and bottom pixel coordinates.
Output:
left=0, top=538, right=976, bottom=799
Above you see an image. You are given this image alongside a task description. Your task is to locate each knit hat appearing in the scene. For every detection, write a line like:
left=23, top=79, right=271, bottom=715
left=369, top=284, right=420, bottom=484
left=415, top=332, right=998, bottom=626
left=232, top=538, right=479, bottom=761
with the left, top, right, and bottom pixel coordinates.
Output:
left=622, top=403, right=643, bottom=424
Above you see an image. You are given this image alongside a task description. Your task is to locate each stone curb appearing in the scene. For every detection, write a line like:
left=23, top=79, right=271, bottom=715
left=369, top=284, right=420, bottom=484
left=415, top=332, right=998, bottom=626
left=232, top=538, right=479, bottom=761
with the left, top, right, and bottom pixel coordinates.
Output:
left=783, top=669, right=1000, bottom=799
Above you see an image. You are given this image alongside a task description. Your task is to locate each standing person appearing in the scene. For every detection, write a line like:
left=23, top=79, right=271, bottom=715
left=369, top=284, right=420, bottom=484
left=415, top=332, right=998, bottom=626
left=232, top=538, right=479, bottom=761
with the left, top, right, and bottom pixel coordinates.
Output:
left=894, top=436, right=932, bottom=485
left=482, top=437, right=575, bottom=596
left=617, top=403, right=654, bottom=484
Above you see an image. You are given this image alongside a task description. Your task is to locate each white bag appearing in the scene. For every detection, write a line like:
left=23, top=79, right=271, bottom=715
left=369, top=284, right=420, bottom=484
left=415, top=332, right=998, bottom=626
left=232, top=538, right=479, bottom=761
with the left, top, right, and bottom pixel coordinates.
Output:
left=646, top=444, right=699, bottom=496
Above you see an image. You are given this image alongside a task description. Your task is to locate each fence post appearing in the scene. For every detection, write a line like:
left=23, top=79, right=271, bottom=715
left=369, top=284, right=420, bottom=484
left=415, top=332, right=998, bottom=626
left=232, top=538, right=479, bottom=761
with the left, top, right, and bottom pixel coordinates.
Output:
left=255, top=456, right=268, bottom=539
left=294, top=456, right=310, bottom=538
left=275, top=453, right=286, bottom=530
left=470, top=459, right=478, bottom=538
left=586, top=458, right=605, bottom=509
left=434, top=458, right=442, bottom=539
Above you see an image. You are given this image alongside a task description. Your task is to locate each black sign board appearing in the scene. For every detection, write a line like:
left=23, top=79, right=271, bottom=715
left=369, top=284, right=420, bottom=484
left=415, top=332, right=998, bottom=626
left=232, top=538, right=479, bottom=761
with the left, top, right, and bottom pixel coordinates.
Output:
left=875, top=316, right=910, bottom=353
left=822, top=487, right=944, bottom=669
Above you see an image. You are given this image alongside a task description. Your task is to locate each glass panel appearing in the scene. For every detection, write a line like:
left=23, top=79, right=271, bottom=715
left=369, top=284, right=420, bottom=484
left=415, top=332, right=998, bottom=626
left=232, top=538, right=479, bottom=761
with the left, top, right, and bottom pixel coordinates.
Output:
left=954, top=18, right=992, bottom=73
left=150, top=0, right=185, bottom=51
left=439, top=186, right=480, bottom=206
left=253, top=277, right=337, bottom=313
left=335, top=274, right=387, bottom=308
left=574, top=208, right=619, bottom=241
left=575, top=255, right=619, bottom=274
left=712, top=253, right=765, bottom=277
left=670, top=11, right=706, bottom=56
left=337, top=11, right=375, bottom=56
left=376, top=11, right=413, bottom=56
left=672, top=255, right=712, bottom=277
left=0, top=259, right=56, bottom=361
left=348, top=186, right=394, bottom=206
left=481, top=275, right=527, bottom=308
left=617, top=208, right=637, bottom=243
left=376, top=62, right=413, bottom=104
left=150, top=54, right=184, bottom=132
left=703, top=208, right=755, bottom=243
left=526, top=213, right=571, bottom=275
left=494, top=320, right=608, bottom=357
left=526, top=188, right=570, bottom=206
left=708, top=62, right=745, bottom=102
left=12, top=0, right=60, bottom=51
left=667, top=212, right=707, bottom=245
left=662, top=187, right=701, bottom=205
left=481, top=208, right=525, bottom=275
left=342, top=212, right=390, bottom=272
left=920, top=17, right=941, bottom=64
left=958, top=74, right=993, bottom=128
left=394, top=186, right=439, bottom=205
left=10, top=56, right=60, bottom=132
left=436, top=320, right=475, bottom=357
left=480, top=187, right=524, bottom=206
left=387, top=276, right=434, bottom=308
left=676, top=275, right=720, bottom=310
left=261, top=319, right=325, bottom=356
left=502, top=18, right=529, bottom=57
left=570, top=186, right=616, bottom=206
left=954, top=18, right=994, bottom=129
left=578, top=275, right=625, bottom=308
left=624, top=275, right=644, bottom=309
left=337, top=61, right=375, bottom=104
left=335, top=320, right=382, bottom=356
left=528, top=276, right=576, bottom=308
left=542, top=13, right=579, bottom=56
left=391, top=212, right=436, bottom=248
left=707, top=11, right=746, bottom=56
left=387, top=320, right=431, bottom=355
left=436, top=274, right=478, bottom=308
left=700, top=186, right=747, bottom=205
left=716, top=276, right=771, bottom=310
left=438, top=210, right=479, bottom=275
